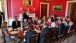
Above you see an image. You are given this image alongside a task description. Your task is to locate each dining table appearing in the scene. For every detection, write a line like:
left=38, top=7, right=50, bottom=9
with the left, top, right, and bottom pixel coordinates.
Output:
left=9, top=26, right=41, bottom=43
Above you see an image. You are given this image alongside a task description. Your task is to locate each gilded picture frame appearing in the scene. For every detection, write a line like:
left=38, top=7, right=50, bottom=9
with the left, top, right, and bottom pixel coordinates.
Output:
left=23, top=0, right=32, bottom=6
left=53, top=4, right=62, bottom=11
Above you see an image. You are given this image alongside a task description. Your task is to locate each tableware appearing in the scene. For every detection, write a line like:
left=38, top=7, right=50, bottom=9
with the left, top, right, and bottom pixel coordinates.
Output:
left=21, top=28, right=23, bottom=31
left=10, top=31, right=19, bottom=34
left=23, top=31, right=27, bottom=35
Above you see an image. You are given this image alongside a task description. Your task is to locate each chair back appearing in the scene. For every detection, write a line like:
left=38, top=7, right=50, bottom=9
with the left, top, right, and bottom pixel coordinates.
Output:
left=51, top=28, right=58, bottom=39
left=43, top=31, right=51, bottom=43
left=64, top=26, right=69, bottom=34
left=60, top=28, right=65, bottom=36
left=70, top=25, right=74, bottom=32
left=2, top=32, right=6, bottom=43
left=28, top=34, right=38, bottom=43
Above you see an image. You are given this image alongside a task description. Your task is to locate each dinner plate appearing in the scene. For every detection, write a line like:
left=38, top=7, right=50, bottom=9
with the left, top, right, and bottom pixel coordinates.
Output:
left=10, top=31, right=19, bottom=34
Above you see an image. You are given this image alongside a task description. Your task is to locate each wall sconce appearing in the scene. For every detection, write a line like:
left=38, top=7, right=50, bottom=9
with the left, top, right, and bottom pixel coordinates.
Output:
left=27, top=8, right=29, bottom=11
left=20, top=8, right=23, bottom=14
left=33, top=8, right=36, bottom=13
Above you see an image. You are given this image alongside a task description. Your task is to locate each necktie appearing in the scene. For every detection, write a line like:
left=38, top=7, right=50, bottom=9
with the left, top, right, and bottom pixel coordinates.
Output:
left=16, top=21, right=18, bottom=26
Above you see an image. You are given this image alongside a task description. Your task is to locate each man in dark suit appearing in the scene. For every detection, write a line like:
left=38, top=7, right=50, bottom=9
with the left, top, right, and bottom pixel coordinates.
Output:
left=0, top=11, right=4, bottom=27
left=51, top=15, right=58, bottom=22
left=24, top=26, right=36, bottom=43
left=51, top=16, right=55, bottom=22
left=30, top=17, right=36, bottom=24
left=57, top=20, right=64, bottom=37
left=39, top=23, right=50, bottom=43
left=23, top=10, right=29, bottom=21
left=12, top=16, right=21, bottom=29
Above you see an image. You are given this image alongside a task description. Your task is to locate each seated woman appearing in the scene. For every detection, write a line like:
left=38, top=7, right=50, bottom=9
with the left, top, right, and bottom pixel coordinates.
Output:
left=68, top=19, right=73, bottom=33
left=47, top=17, right=51, bottom=23
left=23, top=19, right=32, bottom=31
left=2, top=22, right=15, bottom=43
left=23, top=19, right=28, bottom=27
left=41, top=16, right=46, bottom=24
left=37, top=16, right=41, bottom=25
left=64, top=21, right=69, bottom=27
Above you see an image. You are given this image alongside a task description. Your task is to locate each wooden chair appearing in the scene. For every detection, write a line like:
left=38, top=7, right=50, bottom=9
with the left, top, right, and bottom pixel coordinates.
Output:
left=28, top=34, right=38, bottom=43
left=64, top=26, right=69, bottom=39
left=2, top=32, right=6, bottom=43
left=43, top=31, right=51, bottom=43
left=51, top=28, right=58, bottom=43
left=74, top=25, right=76, bottom=35
left=57, top=28, right=65, bottom=43
left=68, top=25, right=75, bottom=37
left=2, top=32, right=15, bottom=43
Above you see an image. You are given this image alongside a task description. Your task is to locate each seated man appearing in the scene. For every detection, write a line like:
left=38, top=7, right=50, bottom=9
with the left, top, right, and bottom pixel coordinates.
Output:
left=39, top=23, right=50, bottom=43
left=57, top=20, right=64, bottom=37
left=2, top=22, right=15, bottom=43
left=24, top=25, right=36, bottom=43
left=51, top=22, right=56, bottom=31
left=12, top=16, right=21, bottom=30
left=30, top=17, right=36, bottom=24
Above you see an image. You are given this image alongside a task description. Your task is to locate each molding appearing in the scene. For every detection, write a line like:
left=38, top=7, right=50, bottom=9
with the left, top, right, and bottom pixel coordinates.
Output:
left=40, top=2, right=49, bottom=17
left=11, top=0, right=13, bottom=18
left=23, top=0, right=33, bottom=6
left=65, top=1, right=76, bottom=17
left=4, top=0, right=8, bottom=23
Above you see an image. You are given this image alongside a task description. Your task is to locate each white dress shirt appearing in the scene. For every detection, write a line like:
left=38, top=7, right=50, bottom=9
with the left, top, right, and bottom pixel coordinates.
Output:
left=51, top=22, right=56, bottom=27
left=48, top=18, right=51, bottom=23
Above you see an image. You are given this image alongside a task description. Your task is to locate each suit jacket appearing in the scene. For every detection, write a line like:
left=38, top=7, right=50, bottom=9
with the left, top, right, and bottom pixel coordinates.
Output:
left=57, top=23, right=64, bottom=36
left=24, top=30, right=36, bottom=43
left=23, top=12, right=29, bottom=20
left=30, top=20, right=36, bottom=24
left=39, top=27, right=50, bottom=43
left=51, top=17, right=55, bottom=22
left=12, top=21, right=21, bottom=29
left=0, top=12, right=3, bottom=21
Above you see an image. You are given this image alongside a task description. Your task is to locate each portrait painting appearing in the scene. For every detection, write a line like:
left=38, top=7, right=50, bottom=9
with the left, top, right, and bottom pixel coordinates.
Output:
left=23, top=0, right=32, bottom=6
left=53, top=5, right=62, bottom=11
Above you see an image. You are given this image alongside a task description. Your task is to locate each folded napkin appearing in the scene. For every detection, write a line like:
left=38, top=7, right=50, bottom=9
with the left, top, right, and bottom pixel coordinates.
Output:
left=11, top=36, right=15, bottom=39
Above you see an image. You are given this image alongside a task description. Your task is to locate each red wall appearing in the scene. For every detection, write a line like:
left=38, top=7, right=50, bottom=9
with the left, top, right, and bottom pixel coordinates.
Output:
left=7, top=0, right=67, bottom=18
left=7, top=0, right=11, bottom=18
left=49, top=0, right=67, bottom=17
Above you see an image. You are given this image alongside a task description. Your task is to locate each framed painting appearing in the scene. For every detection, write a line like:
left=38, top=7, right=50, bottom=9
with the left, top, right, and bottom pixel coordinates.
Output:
left=23, top=0, right=32, bottom=6
left=43, top=0, right=48, bottom=2
left=53, top=4, right=62, bottom=11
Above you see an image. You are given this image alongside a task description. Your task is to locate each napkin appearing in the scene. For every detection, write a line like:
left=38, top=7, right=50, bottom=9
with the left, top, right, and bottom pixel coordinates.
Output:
left=10, top=31, right=19, bottom=34
left=11, top=36, right=15, bottom=39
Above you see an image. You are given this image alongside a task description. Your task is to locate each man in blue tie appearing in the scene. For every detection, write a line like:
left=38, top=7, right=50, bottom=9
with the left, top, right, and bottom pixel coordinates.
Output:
left=30, top=17, right=36, bottom=24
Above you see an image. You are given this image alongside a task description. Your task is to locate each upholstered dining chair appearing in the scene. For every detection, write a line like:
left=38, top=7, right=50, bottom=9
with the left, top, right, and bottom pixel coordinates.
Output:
left=43, top=31, right=51, bottom=43
left=28, top=34, right=38, bottom=43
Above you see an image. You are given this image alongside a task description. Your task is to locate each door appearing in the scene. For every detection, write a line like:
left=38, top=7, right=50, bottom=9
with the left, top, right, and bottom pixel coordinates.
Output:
left=40, top=2, right=49, bottom=18
left=70, top=3, right=76, bottom=25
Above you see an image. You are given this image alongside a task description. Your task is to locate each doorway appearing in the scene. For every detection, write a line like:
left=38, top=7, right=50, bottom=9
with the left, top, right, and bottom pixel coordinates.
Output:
left=65, top=1, right=76, bottom=25
left=0, top=0, right=8, bottom=25
left=70, top=3, right=76, bottom=24
left=40, top=2, right=49, bottom=18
